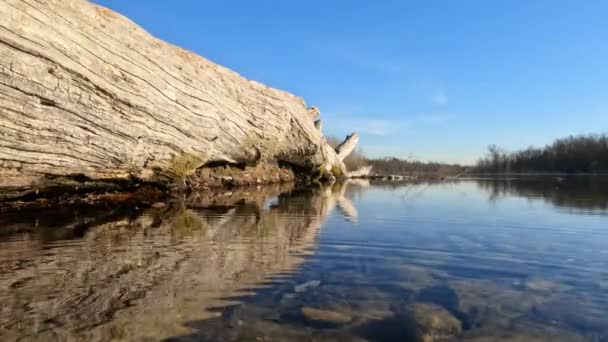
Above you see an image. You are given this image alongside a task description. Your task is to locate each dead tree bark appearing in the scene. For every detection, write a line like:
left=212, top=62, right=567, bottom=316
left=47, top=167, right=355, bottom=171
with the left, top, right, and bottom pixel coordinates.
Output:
left=0, top=0, right=355, bottom=199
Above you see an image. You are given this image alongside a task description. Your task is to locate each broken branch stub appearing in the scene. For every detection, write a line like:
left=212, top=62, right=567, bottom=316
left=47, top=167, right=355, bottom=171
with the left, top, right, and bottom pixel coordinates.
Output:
left=347, top=165, right=373, bottom=178
left=335, top=133, right=359, bottom=162
left=314, top=120, right=323, bottom=132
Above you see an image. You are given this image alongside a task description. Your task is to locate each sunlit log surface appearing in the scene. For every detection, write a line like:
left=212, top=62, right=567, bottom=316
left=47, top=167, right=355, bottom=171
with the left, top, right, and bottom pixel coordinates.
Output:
left=0, top=0, right=355, bottom=199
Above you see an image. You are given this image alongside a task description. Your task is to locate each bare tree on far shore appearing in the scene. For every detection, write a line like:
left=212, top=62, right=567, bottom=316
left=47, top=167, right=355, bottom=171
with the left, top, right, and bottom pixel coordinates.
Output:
left=475, top=134, right=608, bottom=174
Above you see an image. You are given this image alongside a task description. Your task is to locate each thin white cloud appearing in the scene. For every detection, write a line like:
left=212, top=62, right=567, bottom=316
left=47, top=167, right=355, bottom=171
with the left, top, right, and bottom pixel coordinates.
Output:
left=331, top=118, right=399, bottom=136
left=324, top=106, right=453, bottom=138
left=416, top=114, right=452, bottom=125
left=347, top=55, right=408, bottom=74
left=322, top=45, right=408, bottom=74
left=432, top=90, right=448, bottom=105
left=362, top=119, right=398, bottom=136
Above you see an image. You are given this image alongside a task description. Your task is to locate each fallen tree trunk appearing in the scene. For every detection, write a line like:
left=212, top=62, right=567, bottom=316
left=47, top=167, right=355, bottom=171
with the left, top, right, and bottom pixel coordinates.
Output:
left=0, top=0, right=355, bottom=200
left=347, top=165, right=373, bottom=178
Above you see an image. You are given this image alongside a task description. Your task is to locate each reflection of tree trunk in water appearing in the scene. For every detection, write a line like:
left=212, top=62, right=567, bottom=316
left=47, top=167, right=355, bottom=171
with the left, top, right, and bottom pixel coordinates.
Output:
left=330, top=181, right=360, bottom=223
left=0, top=183, right=360, bottom=341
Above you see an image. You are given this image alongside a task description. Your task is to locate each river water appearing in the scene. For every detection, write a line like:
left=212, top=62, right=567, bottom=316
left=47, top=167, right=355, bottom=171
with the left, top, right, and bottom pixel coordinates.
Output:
left=1, top=177, right=607, bottom=341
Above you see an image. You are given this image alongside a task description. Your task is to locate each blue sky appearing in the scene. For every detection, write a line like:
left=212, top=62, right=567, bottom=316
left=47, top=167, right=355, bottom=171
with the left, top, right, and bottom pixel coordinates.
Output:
left=94, top=0, right=608, bottom=164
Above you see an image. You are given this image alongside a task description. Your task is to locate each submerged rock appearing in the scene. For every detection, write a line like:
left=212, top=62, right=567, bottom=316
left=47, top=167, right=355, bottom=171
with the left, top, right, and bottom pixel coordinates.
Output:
left=462, top=322, right=587, bottom=342
left=301, top=307, right=353, bottom=325
left=404, top=303, right=462, bottom=341
left=523, top=277, right=560, bottom=292
left=294, top=280, right=321, bottom=293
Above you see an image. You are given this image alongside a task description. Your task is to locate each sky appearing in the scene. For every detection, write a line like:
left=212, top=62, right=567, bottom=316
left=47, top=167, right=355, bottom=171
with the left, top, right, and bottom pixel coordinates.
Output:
left=93, top=0, right=608, bottom=164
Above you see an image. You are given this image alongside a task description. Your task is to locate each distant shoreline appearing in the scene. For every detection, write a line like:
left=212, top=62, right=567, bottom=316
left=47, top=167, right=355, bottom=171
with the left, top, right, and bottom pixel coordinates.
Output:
left=465, top=172, right=608, bottom=177
left=467, top=172, right=608, bottom=177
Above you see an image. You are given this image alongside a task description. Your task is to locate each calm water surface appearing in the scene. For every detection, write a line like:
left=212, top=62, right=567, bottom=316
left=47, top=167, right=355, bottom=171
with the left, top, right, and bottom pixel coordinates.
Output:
left=1, top=178, right=608, bottom=341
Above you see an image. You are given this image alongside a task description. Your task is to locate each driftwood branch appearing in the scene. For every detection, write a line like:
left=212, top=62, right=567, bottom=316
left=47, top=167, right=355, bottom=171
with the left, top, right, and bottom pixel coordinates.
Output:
left=335, top=133, right=359, bottom=162
left=347, top=165, right=373, bottom=178
left=307, top=106, right=321, bottom=120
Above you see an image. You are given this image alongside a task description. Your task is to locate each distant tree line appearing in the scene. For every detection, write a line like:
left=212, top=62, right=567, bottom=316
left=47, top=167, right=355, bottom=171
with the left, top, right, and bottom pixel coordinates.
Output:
left=327, top=136, right=465, bottom=177
left=365, top=157, right=465, bottom=177
left=475, top=134, right=608, bottom=174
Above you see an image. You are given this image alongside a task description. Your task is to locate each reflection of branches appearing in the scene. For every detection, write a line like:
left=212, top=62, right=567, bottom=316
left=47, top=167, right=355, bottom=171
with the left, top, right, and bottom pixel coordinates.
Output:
left=335, top=182, right=358, bottom=223
left=400, top=183, right=432, bottom=202
left=475, top=177, right=608, bottom=213
left=367, top=179, right=452, bottom=203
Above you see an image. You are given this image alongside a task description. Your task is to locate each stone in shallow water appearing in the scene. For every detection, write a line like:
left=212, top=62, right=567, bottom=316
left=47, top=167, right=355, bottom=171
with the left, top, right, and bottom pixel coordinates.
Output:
left=405, top=303, right=462, bottom=341
left=524, top=277, right=559, bottom=292
left=461, top=321, right=587, bottom=342
left=294, top=280, right=321, bottom=293
left=396, top=264, right=441, bottom=291
left=301, top=307, right=353, bottom=325
left=281, top=293, right=296, bottom=301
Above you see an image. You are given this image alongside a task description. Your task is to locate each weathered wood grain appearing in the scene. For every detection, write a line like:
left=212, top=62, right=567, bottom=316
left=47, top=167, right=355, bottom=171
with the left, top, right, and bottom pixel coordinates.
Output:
left=0, top=0, right=353, bottom=198
left=347, top=165, right=373, bottom=178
